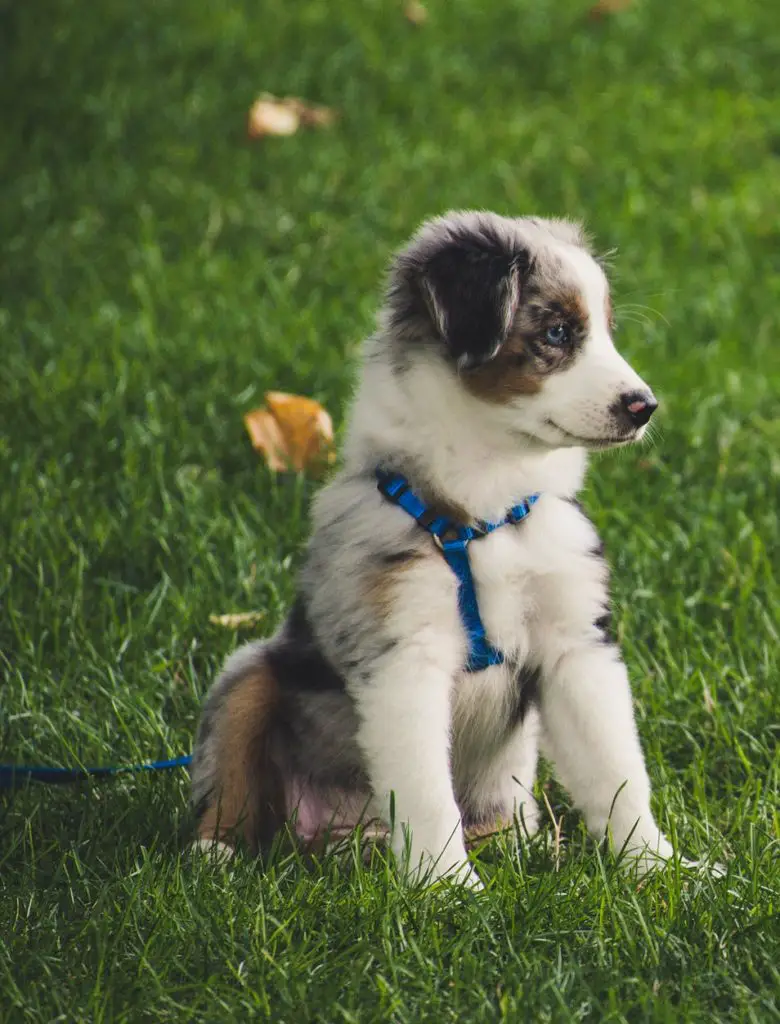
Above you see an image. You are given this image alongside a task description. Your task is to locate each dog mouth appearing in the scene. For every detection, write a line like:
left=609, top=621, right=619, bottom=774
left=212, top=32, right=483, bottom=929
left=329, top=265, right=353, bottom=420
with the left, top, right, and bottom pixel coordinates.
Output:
left=545, top=420, right=639, bottom=449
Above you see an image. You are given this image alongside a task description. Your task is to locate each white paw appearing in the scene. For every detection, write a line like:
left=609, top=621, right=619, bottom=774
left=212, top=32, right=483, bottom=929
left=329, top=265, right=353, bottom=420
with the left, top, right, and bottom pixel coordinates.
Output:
left=448, top=861, right=485, bottom=891
left=423, top=860, right=484, bottom=892
left=516, top=801, right=541, bottom=840
left=619, top=834, right=726, bottom=879
left=190, top=839, right=235, bottom=864
left=676, top=855, right=727, bottom=879
left=397, top=834, right=482, bottom=890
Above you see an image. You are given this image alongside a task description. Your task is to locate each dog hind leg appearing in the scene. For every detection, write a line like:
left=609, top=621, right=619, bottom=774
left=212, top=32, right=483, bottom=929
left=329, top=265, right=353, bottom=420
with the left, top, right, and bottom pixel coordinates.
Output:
left=190, top=642, right=285, bottom=856
left=458, top=704, right=542, bottom=848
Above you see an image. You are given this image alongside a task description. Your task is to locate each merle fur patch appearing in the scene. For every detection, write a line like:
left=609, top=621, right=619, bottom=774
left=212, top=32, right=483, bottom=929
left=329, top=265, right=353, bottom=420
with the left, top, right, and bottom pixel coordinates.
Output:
left=508, top=663, right=541, bottom=732
left=387, top=213, right=531, bottom=367
left=267, top=597, right=347, bottom=693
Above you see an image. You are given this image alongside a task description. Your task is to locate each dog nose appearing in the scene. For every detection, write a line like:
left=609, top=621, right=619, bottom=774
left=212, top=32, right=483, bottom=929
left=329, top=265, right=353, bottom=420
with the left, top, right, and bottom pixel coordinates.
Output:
left=620, top=390, right=658, bottom=428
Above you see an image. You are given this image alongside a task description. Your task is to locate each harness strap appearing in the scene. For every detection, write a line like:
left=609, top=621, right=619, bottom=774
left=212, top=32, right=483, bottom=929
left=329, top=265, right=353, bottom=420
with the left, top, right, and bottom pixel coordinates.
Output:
left=376, top=470, right=539, bottom=673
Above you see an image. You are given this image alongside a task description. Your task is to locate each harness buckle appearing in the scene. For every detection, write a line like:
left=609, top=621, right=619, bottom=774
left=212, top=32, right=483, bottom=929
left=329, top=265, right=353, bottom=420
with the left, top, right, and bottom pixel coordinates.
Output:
left=432, top=526, right=466, bottom=551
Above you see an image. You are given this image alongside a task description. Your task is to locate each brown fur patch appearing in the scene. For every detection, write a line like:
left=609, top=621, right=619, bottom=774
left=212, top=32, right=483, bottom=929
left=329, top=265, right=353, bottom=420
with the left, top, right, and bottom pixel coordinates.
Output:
left=461, top=343, right=545, bottom=403
left=428, top=492, right=472, bottom=526
left=551, top=286, right=590, bottom=330
left=364, top=550, right=427, bottom=618
left=462, top=284, right=590, bottom=405
left=196, top=665, right=284, bottom=852
left=464, top=815, right=513, bottom=849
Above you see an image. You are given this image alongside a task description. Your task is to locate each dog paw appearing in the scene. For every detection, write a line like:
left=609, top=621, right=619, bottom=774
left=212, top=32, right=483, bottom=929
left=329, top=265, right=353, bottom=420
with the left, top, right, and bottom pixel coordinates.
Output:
left=620, top=836, right=726, bottom=880
left=189, top=838, right=235, bottom=864
left=676, top=855, right=727, bottom=879
left=400, top=839, right=483, bottom=891
left=425, top=861, right=484, bottom=893
left=449, top=861, right=485, bottom=891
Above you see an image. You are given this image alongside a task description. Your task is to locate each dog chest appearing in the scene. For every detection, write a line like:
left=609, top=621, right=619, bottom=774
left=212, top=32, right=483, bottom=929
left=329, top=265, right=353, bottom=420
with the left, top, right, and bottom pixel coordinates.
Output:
left=466, top=496, right=608, bottom=662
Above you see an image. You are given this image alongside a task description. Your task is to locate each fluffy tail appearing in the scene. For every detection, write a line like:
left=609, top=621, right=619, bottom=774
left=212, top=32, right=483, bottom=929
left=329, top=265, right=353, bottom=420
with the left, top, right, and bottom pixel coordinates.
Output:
left=190, top=641, right=285, bottom=853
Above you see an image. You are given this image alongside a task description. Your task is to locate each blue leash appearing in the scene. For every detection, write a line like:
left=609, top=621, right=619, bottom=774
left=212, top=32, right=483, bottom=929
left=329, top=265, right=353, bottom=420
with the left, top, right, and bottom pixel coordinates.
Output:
left=0, top=754, right=192, bottom=789
left=376, top=469, right=539, bottom=672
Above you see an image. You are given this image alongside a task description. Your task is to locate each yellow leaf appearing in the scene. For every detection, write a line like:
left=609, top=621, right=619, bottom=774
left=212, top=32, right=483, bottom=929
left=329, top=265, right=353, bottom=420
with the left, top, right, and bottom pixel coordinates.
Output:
left=404, top=1, right=428, bottom=25
left=209, top=611, right=266, bottom=629
left=243, top=408, right=289, bottom=472
left=244, top=391, right=336, bottom=475
left=287, top=97, right=339, bottom=128
left=247, top=95, right=338, bottom=138
left=247, top=97, right=300, bottom=137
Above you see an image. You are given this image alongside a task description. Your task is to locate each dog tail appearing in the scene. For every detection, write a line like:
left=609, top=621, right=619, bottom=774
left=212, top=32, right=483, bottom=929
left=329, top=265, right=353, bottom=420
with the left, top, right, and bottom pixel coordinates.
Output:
left=190, top=641, right=286, bottom=854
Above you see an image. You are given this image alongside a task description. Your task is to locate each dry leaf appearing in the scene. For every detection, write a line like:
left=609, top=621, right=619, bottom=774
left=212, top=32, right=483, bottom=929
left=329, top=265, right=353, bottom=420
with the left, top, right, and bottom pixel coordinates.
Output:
left=247, top=97, right=300, bottom=137
left=243, top=408, right=289, bottom=472
left=703, top=684, right=716, bottom=715
left=247, top=94, right=337, bottom=138
left=588, top=0, right=632, bottom=18
left=209, top=611, right=266, bottom=628
left=404, top=1, right=428, bottom=25
left=265, top=391, right=335, bottom=471
left=286, top=97, right=339, bottom=128
left=244, top=391, right=336, bottom=474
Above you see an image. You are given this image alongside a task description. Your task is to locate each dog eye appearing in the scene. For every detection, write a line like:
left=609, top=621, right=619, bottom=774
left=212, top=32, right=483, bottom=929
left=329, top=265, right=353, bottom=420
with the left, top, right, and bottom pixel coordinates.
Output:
left=545, top=324, right=570, bottom=346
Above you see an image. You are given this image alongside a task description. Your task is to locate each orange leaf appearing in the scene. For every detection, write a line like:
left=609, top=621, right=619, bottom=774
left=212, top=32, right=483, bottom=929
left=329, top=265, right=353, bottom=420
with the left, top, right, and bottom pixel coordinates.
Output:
left=244, top=392, right=336, bottom=475
left=243, top=408, right=289, bottom=471
left=265, top=391, right=335, bottom=472
left=588, top=0, right=632, bottom=18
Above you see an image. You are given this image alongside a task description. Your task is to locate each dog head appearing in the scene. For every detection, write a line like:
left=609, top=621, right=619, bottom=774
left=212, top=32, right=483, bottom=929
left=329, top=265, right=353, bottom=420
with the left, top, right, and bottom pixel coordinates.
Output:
left=386, top=211, right=656, bottom=450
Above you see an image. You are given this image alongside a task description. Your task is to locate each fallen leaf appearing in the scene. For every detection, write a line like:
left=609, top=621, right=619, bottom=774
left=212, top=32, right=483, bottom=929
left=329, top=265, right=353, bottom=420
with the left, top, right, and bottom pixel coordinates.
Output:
left=244, top=391, right=336, bottom=474
left=247, top=97, right=300, bottom=137
left=243, top=408, right=289, bottom=472
left=209, top=611, right=266, bottom=629
left=265, top=391, right=335, bottom=471
left=404, top=1, right=428, bottom=25
left=588, top=0, right=632, bottom=18
left=247, top=94, right=338, bottom=138
left=703, top=684, right=716, bottom=715
left=286, top=98, right=339, bottom=128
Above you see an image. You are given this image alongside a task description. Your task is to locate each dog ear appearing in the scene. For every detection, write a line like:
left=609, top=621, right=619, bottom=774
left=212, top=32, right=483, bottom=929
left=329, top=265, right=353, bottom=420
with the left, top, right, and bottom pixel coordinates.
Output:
left=420, top=242, right=524, bottom=367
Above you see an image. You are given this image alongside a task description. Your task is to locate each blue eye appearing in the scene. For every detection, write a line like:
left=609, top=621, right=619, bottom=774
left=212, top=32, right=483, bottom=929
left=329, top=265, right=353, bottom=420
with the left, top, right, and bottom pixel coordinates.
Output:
left=545, top=324, right=569, bottom=346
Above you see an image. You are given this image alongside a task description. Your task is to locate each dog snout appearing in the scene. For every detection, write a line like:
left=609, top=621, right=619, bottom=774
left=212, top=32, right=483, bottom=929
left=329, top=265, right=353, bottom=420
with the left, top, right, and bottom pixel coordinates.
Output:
left=618, top=389, right=658, bottom=429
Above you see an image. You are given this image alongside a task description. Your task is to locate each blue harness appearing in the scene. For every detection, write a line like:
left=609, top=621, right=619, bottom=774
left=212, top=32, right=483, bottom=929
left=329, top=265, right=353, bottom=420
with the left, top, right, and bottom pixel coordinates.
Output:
left=376, top=470, right=539, bottom=672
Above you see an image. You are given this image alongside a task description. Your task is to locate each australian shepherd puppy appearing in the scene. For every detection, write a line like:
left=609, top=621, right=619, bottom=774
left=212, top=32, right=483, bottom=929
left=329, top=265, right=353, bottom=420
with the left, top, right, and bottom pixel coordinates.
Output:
left=191, top=210, right=699, bottom=888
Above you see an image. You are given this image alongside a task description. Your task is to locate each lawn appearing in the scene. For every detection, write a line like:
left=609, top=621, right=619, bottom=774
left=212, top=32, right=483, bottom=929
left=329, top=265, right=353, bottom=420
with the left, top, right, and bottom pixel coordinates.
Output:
left=1, top=0, right=779, bottom=1019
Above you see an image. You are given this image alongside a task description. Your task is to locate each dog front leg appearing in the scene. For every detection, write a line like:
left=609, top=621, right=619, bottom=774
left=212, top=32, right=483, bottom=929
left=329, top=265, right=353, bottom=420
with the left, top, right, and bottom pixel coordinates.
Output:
left=352, top=648, right=479, bottom=888
left=539, top=644, right=676, bottom=870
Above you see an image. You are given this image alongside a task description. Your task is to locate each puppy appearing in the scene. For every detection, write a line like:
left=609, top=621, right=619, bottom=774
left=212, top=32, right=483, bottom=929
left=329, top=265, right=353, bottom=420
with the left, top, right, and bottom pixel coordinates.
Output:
left=191, top=210, right=689, bottom=887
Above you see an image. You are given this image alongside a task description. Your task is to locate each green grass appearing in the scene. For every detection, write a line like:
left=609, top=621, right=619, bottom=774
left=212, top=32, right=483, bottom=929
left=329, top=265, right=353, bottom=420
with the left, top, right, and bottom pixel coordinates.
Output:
left=1, top=0, right=779, bottom=1019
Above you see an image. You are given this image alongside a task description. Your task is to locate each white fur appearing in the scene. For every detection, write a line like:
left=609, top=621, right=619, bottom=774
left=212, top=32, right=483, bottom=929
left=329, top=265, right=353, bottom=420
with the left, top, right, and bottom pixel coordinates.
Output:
left=190, top=839, right=235, bottom=864
left=337, top=221, right=687, bottom=882
left=525, top=242, right=651, bottom=446
left=350, top=488, right=675, bottom=877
